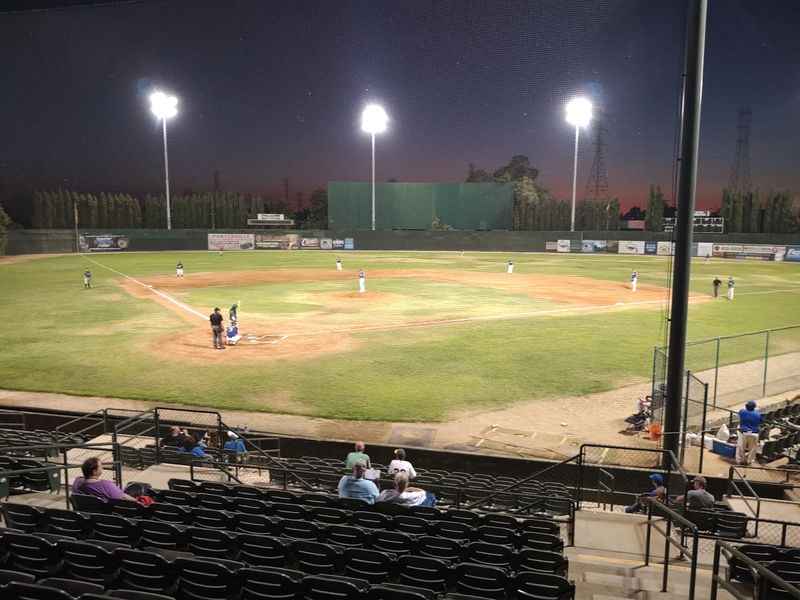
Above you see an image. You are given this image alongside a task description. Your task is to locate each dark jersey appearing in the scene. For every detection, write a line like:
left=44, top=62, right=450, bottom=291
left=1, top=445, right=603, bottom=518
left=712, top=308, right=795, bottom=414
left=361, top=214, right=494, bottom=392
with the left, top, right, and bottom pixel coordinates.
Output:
left=210, top=313, right=223, bottom=327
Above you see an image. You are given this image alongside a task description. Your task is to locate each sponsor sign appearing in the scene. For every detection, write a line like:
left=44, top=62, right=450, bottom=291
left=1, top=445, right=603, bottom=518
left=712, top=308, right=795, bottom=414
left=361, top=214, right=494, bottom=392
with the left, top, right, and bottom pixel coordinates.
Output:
left=645, top=241, right=658, bottom=255
left=556, top=239, right=571, bottom=253
left=255, top=233, right=299, bottom=250
left=256, top=213, right=285, bottom=221
left=545, top=241, right=558, bottom=252
left=80, top=234, right=129, bottom=252
left=697, top=242, right=713, bottom=258
left=332, top=239, right=345, bottom=249
left=581, top=240, right=607, bottom=253
left=618, top=240, right=646, bottom=255
left=712, top=244, right=787, bottom=259
left=300, top=237, right=321, bottom=249
left=784, top=246, right=800, bottom=263
left=208, top=233, right=255, bottom=251
left=320, top=238, right=333, bottom=250
left=656, top=241, right=674, bottom=256
left=606, top=240, right=619, bottom=254
left=344, top=238, right=355, bottom=250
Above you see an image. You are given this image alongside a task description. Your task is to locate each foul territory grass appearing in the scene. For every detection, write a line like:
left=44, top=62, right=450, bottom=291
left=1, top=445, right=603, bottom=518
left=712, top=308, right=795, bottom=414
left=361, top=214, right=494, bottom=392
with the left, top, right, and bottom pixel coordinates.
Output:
left=0, top=251, right=798, bottom=421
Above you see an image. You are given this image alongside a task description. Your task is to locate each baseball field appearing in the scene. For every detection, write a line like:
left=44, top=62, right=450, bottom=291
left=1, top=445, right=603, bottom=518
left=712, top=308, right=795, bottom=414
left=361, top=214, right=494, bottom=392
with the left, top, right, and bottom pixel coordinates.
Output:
left=1, top=250, right=798, bottom=422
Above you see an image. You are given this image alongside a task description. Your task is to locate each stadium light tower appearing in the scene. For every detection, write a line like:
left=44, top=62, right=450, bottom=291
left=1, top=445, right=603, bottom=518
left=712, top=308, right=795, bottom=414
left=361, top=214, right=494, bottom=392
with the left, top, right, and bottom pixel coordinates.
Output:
left=361, top=103, right=389, bottom=231
left=149, top=90, right=179, bottom=230
left=565, top=97, right=592, bottom=232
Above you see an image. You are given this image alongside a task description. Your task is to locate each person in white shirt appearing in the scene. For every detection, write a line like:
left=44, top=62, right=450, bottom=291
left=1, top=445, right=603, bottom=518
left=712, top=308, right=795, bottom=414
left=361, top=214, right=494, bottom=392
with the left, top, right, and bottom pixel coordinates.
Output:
left=387, top=448, right=417, bottom=479
left=377, top=472, right=435, bottom=507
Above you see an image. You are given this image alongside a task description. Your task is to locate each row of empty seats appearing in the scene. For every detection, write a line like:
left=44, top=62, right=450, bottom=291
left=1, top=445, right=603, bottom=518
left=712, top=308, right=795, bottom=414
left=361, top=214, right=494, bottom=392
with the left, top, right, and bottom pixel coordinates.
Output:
left=0, top=456, right=61, bottom=496
left=727, top=542, right=800, bottom=600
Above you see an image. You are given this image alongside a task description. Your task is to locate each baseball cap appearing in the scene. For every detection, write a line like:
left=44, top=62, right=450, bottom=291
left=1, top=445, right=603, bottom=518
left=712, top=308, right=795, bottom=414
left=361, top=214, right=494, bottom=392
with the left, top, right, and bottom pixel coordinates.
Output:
left=649, top=473, right=664, bottom=485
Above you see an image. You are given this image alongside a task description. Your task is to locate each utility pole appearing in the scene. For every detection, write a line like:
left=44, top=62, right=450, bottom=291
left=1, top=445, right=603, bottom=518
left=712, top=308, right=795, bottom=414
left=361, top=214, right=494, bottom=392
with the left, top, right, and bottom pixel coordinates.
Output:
left=584, top=115, right=609, bottom=201
left=663, top=0, right=708, bottom=466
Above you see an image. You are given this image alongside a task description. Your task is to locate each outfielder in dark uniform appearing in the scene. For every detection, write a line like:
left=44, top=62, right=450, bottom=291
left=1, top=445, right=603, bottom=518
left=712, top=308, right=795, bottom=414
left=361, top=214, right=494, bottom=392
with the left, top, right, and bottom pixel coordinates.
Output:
left=712, top=277, right=722, bottom=298
left=83, top=270, right=92, bottom=289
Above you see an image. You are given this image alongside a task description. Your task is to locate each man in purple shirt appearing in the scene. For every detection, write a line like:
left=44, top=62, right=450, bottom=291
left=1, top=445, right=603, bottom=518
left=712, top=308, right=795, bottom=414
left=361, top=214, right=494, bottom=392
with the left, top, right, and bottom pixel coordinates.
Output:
left=72, top=457, right=134, bottom=502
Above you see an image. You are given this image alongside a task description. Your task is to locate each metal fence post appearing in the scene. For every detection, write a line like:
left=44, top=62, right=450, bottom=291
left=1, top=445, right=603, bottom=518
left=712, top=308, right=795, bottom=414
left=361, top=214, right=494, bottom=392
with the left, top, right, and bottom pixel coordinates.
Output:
left=710, top=542, right=721, bottom=600
left=713, top=337, right=720, bottom=408
left=688, top=530, right=699, bottom=600
left=699, top=381, right=709, bottom=473
left=681, top=371, right=691, bottom=466
left=762, top=330, right=770, bottom=397
left=154, top=410, right=161, bottom=465
left=662, top=515, right=672, bottom=593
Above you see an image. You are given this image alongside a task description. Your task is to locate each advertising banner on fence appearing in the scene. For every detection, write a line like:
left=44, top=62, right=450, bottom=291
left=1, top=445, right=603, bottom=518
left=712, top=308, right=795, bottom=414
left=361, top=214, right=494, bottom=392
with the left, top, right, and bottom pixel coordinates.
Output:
left=344, top=238, right=355, bottom=250
left=255, top=233, right=299, bottom=250
left=581, top=240, right=607, bottom=253
left=697, top=242, right=713, bottom=257
left=712, top=244, right=787, bottom=260
left=545, top=241, right=558, bottom=252
left=332, top=239, right=345, bottom=249
left=606, top=240, right=619, bottom=253
left=300, top=237, right=321, bottom=249
left=785, top=246, right=800, bottom=262
left=656, top=241, right=674, bottom=256
left=618, top=240, right=646, bottom=255
left=556, top=239, right=571, bottom=253
left=80, top=234, right=129, bottom=252
left=208, top=233, right=255, bottom=251
left=645, top=241, right=658, bottom=255
left=320, top=238, right=333, bottom=250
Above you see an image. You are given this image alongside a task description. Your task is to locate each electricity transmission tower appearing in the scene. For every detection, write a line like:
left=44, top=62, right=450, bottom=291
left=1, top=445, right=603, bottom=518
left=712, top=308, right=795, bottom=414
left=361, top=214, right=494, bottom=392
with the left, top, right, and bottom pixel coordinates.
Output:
left=729, top=107, right=752, bottom=195
left=584, top=116, right=609, bottom=201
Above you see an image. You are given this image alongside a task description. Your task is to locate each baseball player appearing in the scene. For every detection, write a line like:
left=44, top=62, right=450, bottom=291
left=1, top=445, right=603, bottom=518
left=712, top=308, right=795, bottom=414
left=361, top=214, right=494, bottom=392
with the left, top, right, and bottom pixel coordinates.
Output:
left=83, top=269, right=92, bottom=289
left=176, top=261, right=184, bottom=278
left=226, top=322, right=241, bottom=345
left=210, top=307, right=224, bottom=350
left=229, top=302, right=239, bottom=324
left=358, top=270, right=366, bottom=294
left=712, top=276, right=722, bottom=298
left=727, top=276, right=735, bottom=301
left=336, top=258, right=343, bottom=271
left=630, top=271, right=638, bottom=292
left=507, top=260, right=514, bottom=274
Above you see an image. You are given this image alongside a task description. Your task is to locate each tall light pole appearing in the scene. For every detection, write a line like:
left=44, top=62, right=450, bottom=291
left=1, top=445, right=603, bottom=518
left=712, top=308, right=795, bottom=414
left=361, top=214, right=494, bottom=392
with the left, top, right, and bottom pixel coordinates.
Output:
left=149, top=91, right=179, bottom=230
left=565, top=97, right=592, bottom=232
left=361, top=104, right=388, bottom=231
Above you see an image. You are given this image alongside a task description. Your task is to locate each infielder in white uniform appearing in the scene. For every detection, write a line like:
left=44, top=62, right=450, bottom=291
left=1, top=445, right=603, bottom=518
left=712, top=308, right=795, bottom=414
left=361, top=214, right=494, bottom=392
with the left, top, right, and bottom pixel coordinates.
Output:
left=358, top=270, right=366, bottom=293
left=727, top=276, right=735, bottom=301
left=507, top=260, right=514, bottom=274
left=631, top=271, right=638, bottom=292
left=336, top=258, right=343, bottom=271
left=176, top=262, right=184, bottom=278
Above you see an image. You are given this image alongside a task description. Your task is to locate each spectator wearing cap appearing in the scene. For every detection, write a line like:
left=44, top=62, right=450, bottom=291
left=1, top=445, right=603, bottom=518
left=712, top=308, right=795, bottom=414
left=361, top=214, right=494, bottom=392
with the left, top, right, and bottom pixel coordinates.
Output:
left=388, top=448, right=417, bottom=479
left=338, top=460, right=379, bottom=504
left=675, top=475, right=715, bottom=510
left=737, top=400, right=762, bottom=466
left=625, top=473, right=666, bottom=513
left=161, top=426, right=186, bottom=448
left=345, top=441, right=371, bottom=470
left=224, top=430, right=247, bottom=454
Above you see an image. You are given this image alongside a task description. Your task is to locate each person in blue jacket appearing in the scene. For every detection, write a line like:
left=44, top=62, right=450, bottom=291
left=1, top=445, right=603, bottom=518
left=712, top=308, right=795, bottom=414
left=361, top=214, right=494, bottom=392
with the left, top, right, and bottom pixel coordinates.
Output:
left=737, top=400, right=762, bottom=465
left=224, top=431, right=247, bottom=454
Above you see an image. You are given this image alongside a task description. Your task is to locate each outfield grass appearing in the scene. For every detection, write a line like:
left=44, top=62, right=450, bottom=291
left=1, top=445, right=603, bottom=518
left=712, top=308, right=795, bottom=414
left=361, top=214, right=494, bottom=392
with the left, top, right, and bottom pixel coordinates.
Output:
left=1, top=250, right=798, bottom=421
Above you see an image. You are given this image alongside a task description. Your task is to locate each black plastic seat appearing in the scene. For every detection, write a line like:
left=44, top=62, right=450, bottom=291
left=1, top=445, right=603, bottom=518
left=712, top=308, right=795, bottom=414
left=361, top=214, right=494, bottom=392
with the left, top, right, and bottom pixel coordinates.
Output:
left=60, top=539, right=120, bottom=585
left=416, top=535, right=463, bottom=562
left=16, top=459, right=60, bottom=493
left=453, top=562, right=510, bottom=599
left=0, top=569, right=36, bottom=585
left=520, top=518, right=560, bottom=536
left=1, top=504, right=43, bottom=533
left=339, top=498, right=374, bottom=511
left=343, top=548, right=395, bottom=583
left=519, top=531, right=564, bottom=553
left=149, top=503, right=193, bottom=525
left=1, top=532, right=62, bottom=578
left=271, top=502, right=308, bottom=521
left=397, top=555, right=450, bottom=592
left=513, top=570, right=575, bottom=600
left=327, top=524, right=370, bottom=548
left=276, top=518, right=325, bottom=541
left=4, top=581, right=76, bottom=600
left=231, top=498, right=271, bottom=516
left=232, top=485, right=265, bottom=500
left=432, top=520, right=472, bottom=541
left=199, top=482, right=233, bottom=497
left=300, top=574, right=370, bottom=600
left=481, top=514, right=520, bottom=530
left=235, top=513, right=275, bottom=536
left=264, top=490, right=298, bottom=504
left=476, top=525, right=517, bottom=546
left=445, top=510, right=480, bottom=527
left=90, top=513, right=140, bottom=546
left=517, top=548, right=569, bottom=576
left=168, top=479, right=198, bottom=493
left=463, top=541, right=516, bottom=569
left=728, top=544, right=780, bottom=583
left=138, top=520, right=185, bottom=550
left=371, top=530, right=415, bottom=556
left=393, top=516, right=431, bottom=536
left=240, top=566, right=304, bottom=600
left=311, top=507, right=350, bottom=525
left=115, top=547, right=176, bottom=595
left=238, top=534, right=288, bottom=567
left=108, top=590, right=176, bottom=600
left=185, top=527, right=238, bottom=561
left=38, top=577, right=105, bottom=598
left=352, top=511, right=392, bottom=530
left=758, top=561, right=800, bottom=599
left=291, top=540, right=342, bottom=575
left=70, top=494, right=108, bottom=514
left=191, top=507, right=237, bottom=530
left=196, top=493, right=233, bottom=511
left=368, top=583, right=435, bottom=600
left=155, top=489, right=196, bottom=507
left=301, top=493, right=337, bottom=508
left=716, top=512, right=748, bottom=539
left=174, top=556, right=243, bottom=600
left=110, top=500, right=145, bottom=519
left=42, top=508, right=91, bottom=539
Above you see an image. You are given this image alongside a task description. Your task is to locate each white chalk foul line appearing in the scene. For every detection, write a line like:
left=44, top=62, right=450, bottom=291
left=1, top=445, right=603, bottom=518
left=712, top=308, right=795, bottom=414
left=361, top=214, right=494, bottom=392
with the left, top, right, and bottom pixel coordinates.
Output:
left=83, top=256, right=208, bottom=321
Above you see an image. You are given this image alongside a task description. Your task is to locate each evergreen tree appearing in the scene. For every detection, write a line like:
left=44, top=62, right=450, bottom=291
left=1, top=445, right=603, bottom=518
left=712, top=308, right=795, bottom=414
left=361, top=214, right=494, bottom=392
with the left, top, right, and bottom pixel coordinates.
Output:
left=645, top=185, right=665, bottom=232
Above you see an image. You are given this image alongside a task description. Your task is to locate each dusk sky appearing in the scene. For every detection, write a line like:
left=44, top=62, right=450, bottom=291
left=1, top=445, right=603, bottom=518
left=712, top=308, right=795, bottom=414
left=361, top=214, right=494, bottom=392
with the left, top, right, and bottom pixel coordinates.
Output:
left=2, top=0, right=799, bottom=210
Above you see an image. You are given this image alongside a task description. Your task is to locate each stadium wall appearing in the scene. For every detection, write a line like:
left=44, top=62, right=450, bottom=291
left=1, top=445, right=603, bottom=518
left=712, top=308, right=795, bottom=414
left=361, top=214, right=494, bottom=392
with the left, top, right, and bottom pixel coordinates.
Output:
left=5, top=228, right=799, bottom=255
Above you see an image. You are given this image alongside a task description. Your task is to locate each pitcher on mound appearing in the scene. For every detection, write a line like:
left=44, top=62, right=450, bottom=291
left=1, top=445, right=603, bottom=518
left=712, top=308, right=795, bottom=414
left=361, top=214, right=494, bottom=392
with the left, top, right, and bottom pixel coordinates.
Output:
left=631, top=270, right=638, bottom=292
left=336, top=258, right=343, bottom=271
left=506, top=260, right=514, bottom=274
left=358, top=270, right=366, bottom=293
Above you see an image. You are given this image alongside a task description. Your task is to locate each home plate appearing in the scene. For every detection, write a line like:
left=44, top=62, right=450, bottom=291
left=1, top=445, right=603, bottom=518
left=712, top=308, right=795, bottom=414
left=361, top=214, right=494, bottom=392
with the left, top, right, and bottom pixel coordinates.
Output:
left=245, top=334, right=288, bottom=345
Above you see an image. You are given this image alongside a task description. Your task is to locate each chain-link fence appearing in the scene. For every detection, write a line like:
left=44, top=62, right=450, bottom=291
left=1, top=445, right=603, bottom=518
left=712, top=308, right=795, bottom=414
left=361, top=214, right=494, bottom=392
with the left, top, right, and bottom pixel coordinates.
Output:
left=653, top=324, right=800, bottom=414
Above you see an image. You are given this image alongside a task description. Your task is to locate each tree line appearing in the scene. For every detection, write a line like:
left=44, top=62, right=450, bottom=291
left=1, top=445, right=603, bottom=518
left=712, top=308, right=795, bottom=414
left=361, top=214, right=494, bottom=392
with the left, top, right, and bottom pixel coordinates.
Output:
left=466, top=155, right=621, bottom=231
left=28, top=189, right=327, bottom=230
left=720, top=189, right=797, bottom=233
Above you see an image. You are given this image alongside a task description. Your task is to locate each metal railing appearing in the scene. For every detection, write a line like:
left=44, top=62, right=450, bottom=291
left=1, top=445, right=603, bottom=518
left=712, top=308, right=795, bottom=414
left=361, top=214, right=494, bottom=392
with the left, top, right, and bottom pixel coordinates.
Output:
left=711, top=540, right=800, bottom=600
left=642, top=498, right=700, bottom=600
left=727, top=465, right=762, bottom=537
